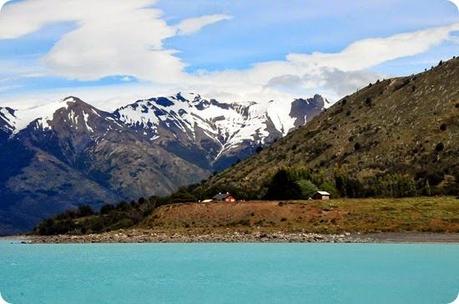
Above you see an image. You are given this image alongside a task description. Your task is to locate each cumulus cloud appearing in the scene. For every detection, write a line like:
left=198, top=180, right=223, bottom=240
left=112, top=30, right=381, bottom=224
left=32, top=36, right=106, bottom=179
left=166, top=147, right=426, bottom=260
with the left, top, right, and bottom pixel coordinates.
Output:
left=0, top=0, right=458, bottom=107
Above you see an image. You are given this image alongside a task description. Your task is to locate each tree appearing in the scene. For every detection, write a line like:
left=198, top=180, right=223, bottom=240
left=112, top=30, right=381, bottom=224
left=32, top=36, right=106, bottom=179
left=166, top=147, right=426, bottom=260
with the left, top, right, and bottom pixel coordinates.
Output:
left=264, top=169, right=302, bottom=200
left=100, top=204, right=115, bottom=215
left=296, top=179, right=318, bottom=199
left=320, top=181, right=339, bottom=198
left=335, top=175, right=346, bottom=197
left=424, top=180, right=432, bottom=196
left=78, top=205, right=94, bottom=217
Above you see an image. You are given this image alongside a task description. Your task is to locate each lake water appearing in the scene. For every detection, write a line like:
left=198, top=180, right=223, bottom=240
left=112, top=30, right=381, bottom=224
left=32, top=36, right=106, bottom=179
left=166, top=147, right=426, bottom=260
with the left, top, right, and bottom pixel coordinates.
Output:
left=0, top=241, right=458, bottom=304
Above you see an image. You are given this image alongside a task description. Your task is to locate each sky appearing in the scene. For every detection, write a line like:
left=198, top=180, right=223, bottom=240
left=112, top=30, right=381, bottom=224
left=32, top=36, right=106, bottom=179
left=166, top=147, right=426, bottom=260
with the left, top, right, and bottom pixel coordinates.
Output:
left=0, top=0, right=458, bottom=110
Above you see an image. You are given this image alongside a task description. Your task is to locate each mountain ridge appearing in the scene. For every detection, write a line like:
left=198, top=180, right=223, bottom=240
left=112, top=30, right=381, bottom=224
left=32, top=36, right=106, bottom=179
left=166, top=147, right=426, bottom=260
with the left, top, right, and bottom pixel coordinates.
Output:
left=0, top=93, right=326, bottom=234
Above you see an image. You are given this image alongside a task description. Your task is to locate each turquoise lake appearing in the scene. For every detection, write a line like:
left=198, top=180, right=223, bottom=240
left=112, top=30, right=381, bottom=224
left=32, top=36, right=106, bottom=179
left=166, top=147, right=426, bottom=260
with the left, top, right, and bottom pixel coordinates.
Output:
left=0, top=241, right=458, bottom=303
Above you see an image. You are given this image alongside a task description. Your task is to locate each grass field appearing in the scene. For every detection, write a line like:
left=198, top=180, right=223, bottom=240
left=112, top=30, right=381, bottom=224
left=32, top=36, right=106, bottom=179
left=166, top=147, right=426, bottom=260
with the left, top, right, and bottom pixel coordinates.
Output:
left=143, top=197, right=459, bottom=234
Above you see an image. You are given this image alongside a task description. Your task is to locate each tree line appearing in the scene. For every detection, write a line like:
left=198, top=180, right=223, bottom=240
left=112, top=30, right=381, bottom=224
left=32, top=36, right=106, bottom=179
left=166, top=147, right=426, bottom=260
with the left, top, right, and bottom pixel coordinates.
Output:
left=35, top=167, right=458, bottom=235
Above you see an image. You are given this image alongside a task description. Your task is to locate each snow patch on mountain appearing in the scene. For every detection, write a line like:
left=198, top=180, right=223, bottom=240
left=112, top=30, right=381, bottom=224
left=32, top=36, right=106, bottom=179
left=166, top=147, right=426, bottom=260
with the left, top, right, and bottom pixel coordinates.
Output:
left=115, top=93, right=307, bottom=153
left=7, top=97, right=76, bottom=134
left=0, top=107, right=16, bottom=132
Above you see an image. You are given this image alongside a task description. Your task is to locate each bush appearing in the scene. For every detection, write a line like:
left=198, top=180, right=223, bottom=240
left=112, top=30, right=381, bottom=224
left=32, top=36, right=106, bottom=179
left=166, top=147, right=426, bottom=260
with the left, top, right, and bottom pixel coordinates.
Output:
left=36, top=218, right=80, bottom=236
left=296, top=179, right=318, bottom=198
left=435, top=143, right=444, bottom=152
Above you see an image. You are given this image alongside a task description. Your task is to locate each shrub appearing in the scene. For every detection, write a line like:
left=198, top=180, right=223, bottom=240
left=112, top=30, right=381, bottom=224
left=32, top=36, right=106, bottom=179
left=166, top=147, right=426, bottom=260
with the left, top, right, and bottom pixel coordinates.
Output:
left=435, top=143, right=444, bottom=152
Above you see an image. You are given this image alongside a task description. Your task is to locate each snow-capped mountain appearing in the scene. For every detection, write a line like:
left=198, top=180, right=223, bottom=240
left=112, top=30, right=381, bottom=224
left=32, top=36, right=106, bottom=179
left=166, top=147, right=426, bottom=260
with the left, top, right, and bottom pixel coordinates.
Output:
left=114, top=93, right=325, bottom=168
left=0, top=93, right=326, bottom=234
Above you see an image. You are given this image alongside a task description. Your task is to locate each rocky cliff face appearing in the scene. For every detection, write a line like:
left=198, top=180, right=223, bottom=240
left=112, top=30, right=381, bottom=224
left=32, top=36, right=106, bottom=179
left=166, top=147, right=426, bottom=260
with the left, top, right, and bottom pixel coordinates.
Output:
left=0, top=93, right=326, bottom=234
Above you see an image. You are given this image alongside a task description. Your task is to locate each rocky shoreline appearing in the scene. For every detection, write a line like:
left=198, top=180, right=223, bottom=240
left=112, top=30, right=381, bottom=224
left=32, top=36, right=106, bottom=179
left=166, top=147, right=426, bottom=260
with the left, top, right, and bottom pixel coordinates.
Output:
left=7, top=230, right=459, bottom=244
left=23, top=230, right=373, bottom=244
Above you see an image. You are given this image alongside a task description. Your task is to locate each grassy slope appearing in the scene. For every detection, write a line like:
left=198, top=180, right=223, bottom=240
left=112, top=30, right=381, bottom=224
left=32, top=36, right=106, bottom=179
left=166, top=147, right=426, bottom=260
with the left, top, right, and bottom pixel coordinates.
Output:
left=142, top=197, right=459, bottom=234
left=200, top=57, right=459, bottom=195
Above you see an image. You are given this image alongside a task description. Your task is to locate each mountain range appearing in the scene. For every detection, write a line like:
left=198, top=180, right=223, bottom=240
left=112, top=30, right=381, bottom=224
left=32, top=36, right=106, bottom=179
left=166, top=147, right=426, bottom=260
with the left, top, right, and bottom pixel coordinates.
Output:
left=0, top=93, right=327, bottom=234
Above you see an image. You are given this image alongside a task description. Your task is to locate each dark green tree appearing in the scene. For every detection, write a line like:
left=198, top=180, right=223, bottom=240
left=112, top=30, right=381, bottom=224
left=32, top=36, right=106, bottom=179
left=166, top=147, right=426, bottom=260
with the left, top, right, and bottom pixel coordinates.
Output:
left=264, top=169, right=303, bottom=200
left=78, top=205, right=94, bottom=217
left=424, top=180, right=432, bottom=196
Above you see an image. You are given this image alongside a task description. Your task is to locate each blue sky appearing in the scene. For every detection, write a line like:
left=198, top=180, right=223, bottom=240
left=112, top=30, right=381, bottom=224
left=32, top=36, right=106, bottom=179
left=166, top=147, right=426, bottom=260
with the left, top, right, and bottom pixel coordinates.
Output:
left=0, top=0, right=458, bottom=109
left=159, top=0, right=459, bottom=72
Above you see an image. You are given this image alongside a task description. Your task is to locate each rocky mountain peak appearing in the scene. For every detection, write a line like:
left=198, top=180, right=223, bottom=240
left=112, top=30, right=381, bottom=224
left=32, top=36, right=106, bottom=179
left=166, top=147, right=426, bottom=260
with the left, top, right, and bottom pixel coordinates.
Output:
left=0, top=92, right=327, bottom=234
left=290, top=95, right=327, bottom=127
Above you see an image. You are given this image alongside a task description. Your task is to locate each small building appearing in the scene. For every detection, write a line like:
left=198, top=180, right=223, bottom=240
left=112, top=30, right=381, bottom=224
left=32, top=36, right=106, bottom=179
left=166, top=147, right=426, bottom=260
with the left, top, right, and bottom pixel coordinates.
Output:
left=312, top=191, right=331, bottom=200
left=212, top=192, right=237, bottom=203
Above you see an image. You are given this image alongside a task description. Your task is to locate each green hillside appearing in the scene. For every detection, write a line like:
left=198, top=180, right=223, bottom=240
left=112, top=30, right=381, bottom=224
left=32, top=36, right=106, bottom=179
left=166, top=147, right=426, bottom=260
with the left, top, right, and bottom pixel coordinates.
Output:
left=197, top=57, right=459, bottom=198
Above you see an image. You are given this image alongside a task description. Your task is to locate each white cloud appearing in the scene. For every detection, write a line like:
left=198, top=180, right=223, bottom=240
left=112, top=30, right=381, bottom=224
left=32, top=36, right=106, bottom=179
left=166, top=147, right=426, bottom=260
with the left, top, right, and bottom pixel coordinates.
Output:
left=187, top=21, right=459, bottom=102
left=286, top=22, right=459, bottom=71
left=0, top=0, right=229, bottom=84
left=0, top=0, right=458, bottom=109
left=450, top=0, right=459, bottom=11
left=175, top=14, right=232, bottom=36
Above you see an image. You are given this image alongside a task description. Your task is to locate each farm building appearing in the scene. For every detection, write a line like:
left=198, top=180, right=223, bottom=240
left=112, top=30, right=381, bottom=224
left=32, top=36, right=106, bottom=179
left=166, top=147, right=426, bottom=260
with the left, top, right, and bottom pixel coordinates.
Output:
left=312, top=191, right=331, bottom=200
left=212, top=192, right=237, bottom=203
